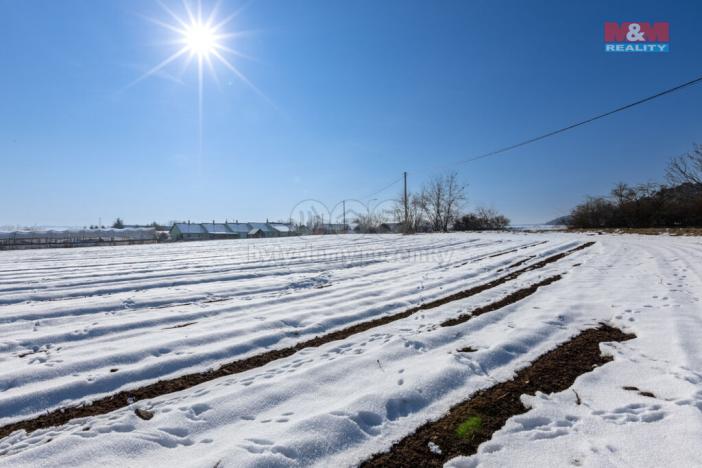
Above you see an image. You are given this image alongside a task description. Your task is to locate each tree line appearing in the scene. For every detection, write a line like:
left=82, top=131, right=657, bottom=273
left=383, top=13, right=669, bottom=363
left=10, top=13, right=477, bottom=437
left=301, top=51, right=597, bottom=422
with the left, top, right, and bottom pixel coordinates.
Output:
left=568, top=144, right=702, bottom=228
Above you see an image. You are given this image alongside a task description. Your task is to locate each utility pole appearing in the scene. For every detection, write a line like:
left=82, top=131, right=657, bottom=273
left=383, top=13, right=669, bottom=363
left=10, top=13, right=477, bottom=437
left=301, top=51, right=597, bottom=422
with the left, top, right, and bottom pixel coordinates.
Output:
left=343, top=200, right=346, bottom=230
left=403, top=171, right=409, bottom=233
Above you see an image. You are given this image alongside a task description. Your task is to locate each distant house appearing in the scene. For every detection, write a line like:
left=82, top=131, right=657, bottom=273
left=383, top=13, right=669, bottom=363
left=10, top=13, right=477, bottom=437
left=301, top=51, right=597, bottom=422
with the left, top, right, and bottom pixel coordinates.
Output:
left=202, top=222, right=238, bottom=239
left=170, top=223, right=207, bottom=241
left=169, top=221, right=297, bottom=242
left=248, top=222, right=276, bottom=238
left=269, top=223, right=294, bottom=237
left=226, top=222, right=252, bottom=239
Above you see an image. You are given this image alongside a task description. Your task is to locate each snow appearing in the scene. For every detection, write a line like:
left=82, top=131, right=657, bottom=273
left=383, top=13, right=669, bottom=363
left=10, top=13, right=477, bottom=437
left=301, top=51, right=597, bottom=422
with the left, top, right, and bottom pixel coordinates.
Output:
left=226, top=223, right=252, bottom=234
left=201, top=223, right=232, bottom=234
left=270, top=224, right=291, bottom=233
left=445, top=235, right=702, bottom=467
left=0, top=232, right=701, bottom=467
left=429, top=441, right=443, bottom=455
left=0, top=234, right=552, bottom=424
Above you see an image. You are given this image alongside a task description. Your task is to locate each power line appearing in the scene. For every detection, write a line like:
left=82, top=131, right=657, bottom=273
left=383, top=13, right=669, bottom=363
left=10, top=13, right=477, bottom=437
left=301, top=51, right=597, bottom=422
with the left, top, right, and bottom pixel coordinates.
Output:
left=359, top=176, right=404, bottom=200
left=352, top=75, right=702, bottom=205
left=452, top=74, right=702, bottom=166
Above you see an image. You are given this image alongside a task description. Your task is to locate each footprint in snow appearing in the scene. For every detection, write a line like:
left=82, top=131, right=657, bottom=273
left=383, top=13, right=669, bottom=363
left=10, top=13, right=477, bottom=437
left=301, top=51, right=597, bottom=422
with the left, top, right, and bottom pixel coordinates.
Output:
left=507, top=414, right=579, bottom=441
left=675, top=390, right=702, bottom=413
left=595, top=403, right=666, bottom=424
left=240, top=438, right=298, bottom=460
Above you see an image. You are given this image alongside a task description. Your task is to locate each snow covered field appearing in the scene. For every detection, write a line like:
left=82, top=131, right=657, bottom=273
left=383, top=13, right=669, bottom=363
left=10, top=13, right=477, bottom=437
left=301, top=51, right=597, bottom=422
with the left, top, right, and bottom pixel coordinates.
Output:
left=0, top=232, right=701, bottom=467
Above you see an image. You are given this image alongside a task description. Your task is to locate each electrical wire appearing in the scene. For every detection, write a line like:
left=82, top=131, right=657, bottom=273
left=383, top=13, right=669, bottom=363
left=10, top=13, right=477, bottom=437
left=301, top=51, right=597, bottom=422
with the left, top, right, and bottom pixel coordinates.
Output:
left=453, top=74, right=702, bottom=165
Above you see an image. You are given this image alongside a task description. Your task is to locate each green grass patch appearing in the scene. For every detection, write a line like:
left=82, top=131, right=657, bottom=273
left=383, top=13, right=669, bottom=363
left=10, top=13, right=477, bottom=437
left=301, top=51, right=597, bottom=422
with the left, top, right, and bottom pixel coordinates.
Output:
left=455, top=415, right=482, bottom=438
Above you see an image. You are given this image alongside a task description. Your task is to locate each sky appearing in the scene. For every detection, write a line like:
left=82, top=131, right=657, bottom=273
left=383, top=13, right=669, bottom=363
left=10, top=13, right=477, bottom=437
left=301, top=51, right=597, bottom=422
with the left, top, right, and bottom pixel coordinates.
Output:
left=0, top=0, right=701, bottom=227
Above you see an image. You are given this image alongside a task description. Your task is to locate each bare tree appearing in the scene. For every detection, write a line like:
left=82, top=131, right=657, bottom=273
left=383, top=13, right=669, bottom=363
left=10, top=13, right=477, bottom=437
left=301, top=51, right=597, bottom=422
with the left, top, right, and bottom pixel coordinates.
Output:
left=306, top=213, right=324, bottom=233
left=667, top=143, right=702, bottom=185
left=441, top=172, right=466, bottom=231
left=393, top=192, right=427, bottom=233
left=634, top=182, right=660, bottom=199
left=409, top=194, right=427, bottom=232
left=354, top=212, right=382, bottom=233
left=420, top=172, right=466, bottom=232
left=391, top=172, right=466, bottom=233
left=422, top=176, right=444, bottom=231
left=611, top=182, right=635, bottom=206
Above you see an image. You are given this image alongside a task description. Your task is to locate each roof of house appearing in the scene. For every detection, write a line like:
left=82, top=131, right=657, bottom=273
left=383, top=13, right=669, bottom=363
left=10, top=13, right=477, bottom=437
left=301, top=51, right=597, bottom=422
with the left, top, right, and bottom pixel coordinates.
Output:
left=248, top=228, right=264, bottom=235
left=171, top=223, right=206, bottom=234
left=269, top=223, right=291, bottom=233
left=248, top=222, right=274, bottom=232
left=226, top=223, right=252, bottom=233
left=202, top=223, right=232, bottom=234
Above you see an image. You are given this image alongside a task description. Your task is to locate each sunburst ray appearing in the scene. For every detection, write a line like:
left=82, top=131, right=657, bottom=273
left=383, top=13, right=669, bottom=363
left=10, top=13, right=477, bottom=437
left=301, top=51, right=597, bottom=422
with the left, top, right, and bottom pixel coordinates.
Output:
left=131, top=0, right=272, bottom=165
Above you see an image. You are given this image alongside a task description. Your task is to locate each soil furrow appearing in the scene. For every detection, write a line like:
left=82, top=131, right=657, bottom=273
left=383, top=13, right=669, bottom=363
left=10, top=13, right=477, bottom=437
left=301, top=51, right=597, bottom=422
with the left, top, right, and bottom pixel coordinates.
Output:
left=0, top=242, right=594, bottom=440
left=498, top=255, right=535, bottom=272
left=441, top=275, right=562, bottom=327
left=361, top=324, right=635, bottom=467
left=487, top=240, right=548, bottom=259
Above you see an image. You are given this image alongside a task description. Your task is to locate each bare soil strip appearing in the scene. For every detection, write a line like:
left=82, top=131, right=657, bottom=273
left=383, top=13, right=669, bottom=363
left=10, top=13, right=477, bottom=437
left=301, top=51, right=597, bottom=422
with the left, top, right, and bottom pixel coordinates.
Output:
left=441, top=275, right=562, bottom=327
left=361, top=324, right=635, bottom=467
left=498, top=255, right=535, bottom=272
left=488, top=240, right=548, bottom=259
left=0, top=242, right=594, bottom=440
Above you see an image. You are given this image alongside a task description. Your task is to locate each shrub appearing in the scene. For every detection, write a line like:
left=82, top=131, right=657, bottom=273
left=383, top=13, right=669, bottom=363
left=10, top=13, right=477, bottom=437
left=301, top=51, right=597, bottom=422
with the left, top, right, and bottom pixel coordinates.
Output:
left=454, top=208, right=510, bottom=231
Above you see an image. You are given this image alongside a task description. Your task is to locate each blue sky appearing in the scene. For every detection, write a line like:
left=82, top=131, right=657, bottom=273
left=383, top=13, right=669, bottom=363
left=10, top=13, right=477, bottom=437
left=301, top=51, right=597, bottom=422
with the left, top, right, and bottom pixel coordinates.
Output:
left=1, top=0, right=700, bottom=226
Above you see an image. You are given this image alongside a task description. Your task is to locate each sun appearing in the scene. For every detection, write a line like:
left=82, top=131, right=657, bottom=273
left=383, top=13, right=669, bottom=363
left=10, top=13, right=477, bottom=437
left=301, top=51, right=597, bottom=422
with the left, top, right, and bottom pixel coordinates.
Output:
left=183, top=22, right=219, bottom=58
left=131, top=1, right=270, bottom=160
left=132, top=1, right=260, bottom=92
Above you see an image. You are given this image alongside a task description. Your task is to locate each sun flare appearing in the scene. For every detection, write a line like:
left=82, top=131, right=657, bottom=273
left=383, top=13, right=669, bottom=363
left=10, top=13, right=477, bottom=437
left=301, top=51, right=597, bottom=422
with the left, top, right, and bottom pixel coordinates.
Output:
left=183, top=22, right=219, bottom=58
left=133, top=1, right=258, bottom=92
left=131, top=1, right=270, bottom=159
